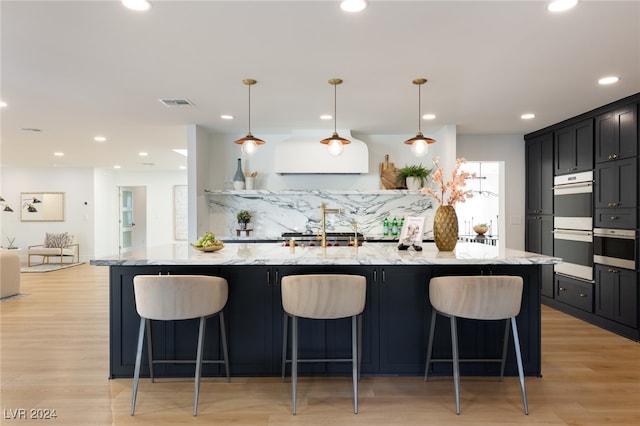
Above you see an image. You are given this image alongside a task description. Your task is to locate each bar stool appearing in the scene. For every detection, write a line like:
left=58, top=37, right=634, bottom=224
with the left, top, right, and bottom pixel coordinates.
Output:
left=281, top=274, right=366, bottom=415
left=131, top=275, right=230, bottom=416
left=424, top=275, right=529, bottom=415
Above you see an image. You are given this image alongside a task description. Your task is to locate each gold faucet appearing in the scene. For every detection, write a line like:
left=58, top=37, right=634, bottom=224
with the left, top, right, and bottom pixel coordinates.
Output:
left=319, top=202, right=341, bottom=248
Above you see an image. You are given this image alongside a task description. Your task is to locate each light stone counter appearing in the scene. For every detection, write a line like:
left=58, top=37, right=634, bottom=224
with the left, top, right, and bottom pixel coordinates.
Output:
left=91, top=242, right=561, bottom=266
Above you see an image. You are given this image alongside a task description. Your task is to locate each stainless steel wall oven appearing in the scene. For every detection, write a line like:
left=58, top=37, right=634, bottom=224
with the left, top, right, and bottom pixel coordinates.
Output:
left=593, top=228, right=638, bottom=270
left=553, top=171, right=594, bottom=282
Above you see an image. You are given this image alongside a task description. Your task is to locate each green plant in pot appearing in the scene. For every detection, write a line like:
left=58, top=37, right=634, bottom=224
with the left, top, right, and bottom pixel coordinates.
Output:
left=396, top=164, right=432, bottom=190
left=236, top=210, right=252, bottom=229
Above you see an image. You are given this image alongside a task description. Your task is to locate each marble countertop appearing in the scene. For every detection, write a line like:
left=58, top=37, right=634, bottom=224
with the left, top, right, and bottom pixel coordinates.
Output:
left=90, top=242, right=561, bottom=266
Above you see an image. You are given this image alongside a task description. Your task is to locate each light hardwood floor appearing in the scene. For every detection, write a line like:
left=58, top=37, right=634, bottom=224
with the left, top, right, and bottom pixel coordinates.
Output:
left=1, top=263, right=639, bottom=425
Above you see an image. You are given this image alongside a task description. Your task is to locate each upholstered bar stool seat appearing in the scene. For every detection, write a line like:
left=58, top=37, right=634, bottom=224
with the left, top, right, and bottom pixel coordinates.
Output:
left=131, top=275, right=230, bottom=416
left=425, top=275, right=529, bottom=415
left=281, top=274, right=366, bottom=415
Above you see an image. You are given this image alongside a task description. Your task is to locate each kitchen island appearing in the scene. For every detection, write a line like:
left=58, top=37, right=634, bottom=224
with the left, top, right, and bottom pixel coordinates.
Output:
left=92, top=242, right=560, bottom=379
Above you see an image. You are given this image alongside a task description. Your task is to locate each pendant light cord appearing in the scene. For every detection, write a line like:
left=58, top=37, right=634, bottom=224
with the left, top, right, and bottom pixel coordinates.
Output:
left=247, top=84, right=252, bottom=135
left=333, top=83, right=337, bottom=134
left=417, top=83, right=422, bottom=134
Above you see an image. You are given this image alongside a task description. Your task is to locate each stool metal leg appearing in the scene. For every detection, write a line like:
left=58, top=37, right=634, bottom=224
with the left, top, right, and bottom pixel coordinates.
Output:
left=281, top=313, right=288, bottom=382
left=450, top=316, right=461, bottom=415
left=424, top=310, right=437, bottom=381
left=352, top=315, right=359, bottom=414
left=145, top=318, right=154, bottom=383
left=499, top=318, right=511, bottom=382
left=357, top=314, right=362, bottom=382
left=193, top=316, right=206, bottom=416
left=291, top=315, right=298, bottom=415
left=219, top=312, right=231, bottom=383
left=511, top=317, right=529, bottom=415
left=131, top=317, right=146, bottom=415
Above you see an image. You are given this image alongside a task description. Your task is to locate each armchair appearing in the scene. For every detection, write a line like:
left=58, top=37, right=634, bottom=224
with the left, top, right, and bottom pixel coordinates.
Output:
left=28, top=232, right=79, bottom=267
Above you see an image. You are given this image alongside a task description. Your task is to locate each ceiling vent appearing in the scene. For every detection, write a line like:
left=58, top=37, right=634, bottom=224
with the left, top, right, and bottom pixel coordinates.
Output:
left=158, top=98, right=194, bottom=107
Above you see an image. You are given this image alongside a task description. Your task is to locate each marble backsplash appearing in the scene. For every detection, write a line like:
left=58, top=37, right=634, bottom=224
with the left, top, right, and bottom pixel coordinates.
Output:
left=206, top=190, right=436, bottom=240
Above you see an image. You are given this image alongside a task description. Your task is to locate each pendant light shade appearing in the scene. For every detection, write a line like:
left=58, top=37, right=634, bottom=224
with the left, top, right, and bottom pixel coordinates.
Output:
left=320, top=78, right=350, bottom=157
left=404, top=78, right=435, bottom=157
left=234, top=79, right=265, bottom=156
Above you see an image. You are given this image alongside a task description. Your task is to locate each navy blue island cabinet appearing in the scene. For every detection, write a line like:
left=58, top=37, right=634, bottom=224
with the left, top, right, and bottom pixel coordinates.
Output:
left=108, top=263, right=542, bottom=380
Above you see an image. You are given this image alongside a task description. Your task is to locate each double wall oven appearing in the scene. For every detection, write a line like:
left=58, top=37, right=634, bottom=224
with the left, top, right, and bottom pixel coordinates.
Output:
left=553, top=171, right=594, bottom=282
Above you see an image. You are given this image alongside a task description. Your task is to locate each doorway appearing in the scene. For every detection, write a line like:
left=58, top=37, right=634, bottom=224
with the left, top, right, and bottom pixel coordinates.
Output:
left=118, top=186, right=147, bottom=254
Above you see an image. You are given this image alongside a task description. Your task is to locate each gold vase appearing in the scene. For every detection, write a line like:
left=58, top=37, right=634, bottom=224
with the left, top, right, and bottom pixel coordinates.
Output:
left=433, top=205, right=458, bottom=251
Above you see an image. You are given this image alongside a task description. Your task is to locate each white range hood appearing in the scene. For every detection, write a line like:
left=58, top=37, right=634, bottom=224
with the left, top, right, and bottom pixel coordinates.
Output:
left=274, top=130, right=369, bottom=174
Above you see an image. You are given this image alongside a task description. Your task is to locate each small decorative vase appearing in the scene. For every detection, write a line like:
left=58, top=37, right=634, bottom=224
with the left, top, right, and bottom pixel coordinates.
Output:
left=433, top=205, right=458, bottom=251
left=233, top=158, right=245, bottom=190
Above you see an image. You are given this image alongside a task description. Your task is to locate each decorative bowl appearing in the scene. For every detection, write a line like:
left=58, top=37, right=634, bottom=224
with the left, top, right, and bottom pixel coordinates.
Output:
left=473, top=225, right=488, bottom=235
left=191, top=243, right=224, bottom=252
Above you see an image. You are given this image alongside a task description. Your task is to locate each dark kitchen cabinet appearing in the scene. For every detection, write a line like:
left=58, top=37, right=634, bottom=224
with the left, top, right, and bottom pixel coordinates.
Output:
left=554, top=119, right=594, bottom=175
left=595, top=104, right=638, bottom=163
left=555, top=274, right=593, bottom=313
left=525, top=133, right=554, bottom=299
left=377, top=266, right=429, bottom=374
left=595, top=264, right=638, bottom=328
left=526, top=134, right=554, bottom=215
left=525, top=215, right=554, bottom=298
left=594, top=158, right=637, bottom=228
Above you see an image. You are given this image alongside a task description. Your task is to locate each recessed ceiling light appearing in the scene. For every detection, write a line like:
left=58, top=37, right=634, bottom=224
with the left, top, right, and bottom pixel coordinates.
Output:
left=546, top=0, right=578, bottom=13
left=54, top=152, right=64, bottom=157
left=598, top=76, right=620, bottom=85
left=94, top=136, right=107, bottom=142
left=179, top=166, right=187, bottom=170
left=122, top=0, right=151, bottom=12
left=521, top=113, right=536, bottom=120
left=320, top=114, right=333, bottom=120
left=341, top=0, right=367, bottom=13
left=422, top=114, right=436, bottom=120
left=138, top=152, right=148, bottom=157
left=221, top=114, right=234, bottom=120
left=173, top=149, right=188, bottom=157
left=0, top=101, right=7, bottom=108
left=113, top=165, right=121, bottom=169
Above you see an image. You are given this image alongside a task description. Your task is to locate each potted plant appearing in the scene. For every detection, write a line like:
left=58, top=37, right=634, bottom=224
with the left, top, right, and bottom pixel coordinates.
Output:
left=396, top=164, right=432, bottom=190
left=236, top=210, right=252, bottom=229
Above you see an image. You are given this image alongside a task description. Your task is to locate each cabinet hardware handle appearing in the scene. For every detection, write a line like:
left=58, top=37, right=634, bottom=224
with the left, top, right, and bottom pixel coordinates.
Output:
left=266, top=269, right=270, bottom=284
left=373, top=269, right=377, bottom=283
left=610, top=216, right=618, bottom=220
left=382, top=268, right=386, bottom=283
left=579, top=293, right=587, bottom=297
left=275, top=269, right=279, bottom=283
left=559, top=287, right=566, bottom=291
left=608, top=268, right=619, bottom=274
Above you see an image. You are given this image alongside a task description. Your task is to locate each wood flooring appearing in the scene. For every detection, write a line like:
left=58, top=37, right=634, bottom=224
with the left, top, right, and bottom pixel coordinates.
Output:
left=1, top=264, right=639, bottom=425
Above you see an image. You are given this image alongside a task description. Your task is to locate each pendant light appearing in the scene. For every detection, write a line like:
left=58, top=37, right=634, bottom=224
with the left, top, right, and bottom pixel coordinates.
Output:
left=320, top=78, right=350, bottom=157
left=234, top=79, right=265, bottom=156
left=404, top=78, right=435, bottom=157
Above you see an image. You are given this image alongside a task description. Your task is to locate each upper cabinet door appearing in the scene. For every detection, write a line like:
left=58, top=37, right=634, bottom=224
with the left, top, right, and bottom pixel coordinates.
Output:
left=595, top=104, right=638, bottom=163
left=554, top=119, right=594, bottom=175
left=526, top=133, right=553, bottom=215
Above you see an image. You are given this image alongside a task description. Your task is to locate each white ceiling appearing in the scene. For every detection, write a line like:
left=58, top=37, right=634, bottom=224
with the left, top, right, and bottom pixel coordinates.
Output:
left=1, top=0, right=639, bottom=171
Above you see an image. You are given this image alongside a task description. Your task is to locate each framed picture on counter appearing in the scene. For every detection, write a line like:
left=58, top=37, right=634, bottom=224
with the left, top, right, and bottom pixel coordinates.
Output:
left=399, top=216, right=426, bottom=248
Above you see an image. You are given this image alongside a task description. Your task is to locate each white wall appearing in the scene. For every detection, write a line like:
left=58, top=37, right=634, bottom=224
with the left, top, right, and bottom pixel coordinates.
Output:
left=0, top=167, right=95, bottom=262
left=457, top=134, right=525, bottom=250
